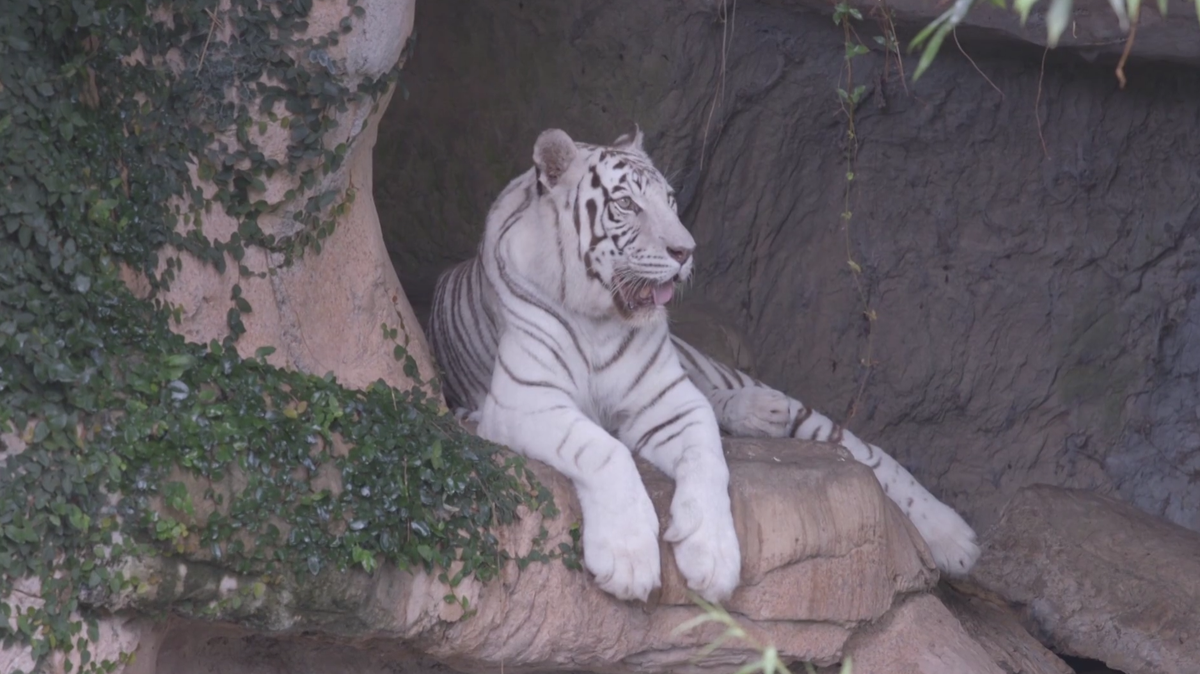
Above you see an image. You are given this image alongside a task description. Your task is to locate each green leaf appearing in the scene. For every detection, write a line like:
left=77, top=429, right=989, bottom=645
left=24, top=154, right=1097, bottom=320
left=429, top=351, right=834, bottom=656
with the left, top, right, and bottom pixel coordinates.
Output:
left=912, top=23, right=953, bottom=81
left=430, top=439, right=443, bottom=469
left=1046, top=0, right=1074, bottom=46
left=1015, top=0, right=1039, bottom=22
left=909, top=12, right=949, bottom=50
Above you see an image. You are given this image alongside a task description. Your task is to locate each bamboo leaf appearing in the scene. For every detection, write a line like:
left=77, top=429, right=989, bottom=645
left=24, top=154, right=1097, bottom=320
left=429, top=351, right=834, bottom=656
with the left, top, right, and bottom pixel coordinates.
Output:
left=1046, top=0, right=1074, bottom=46
left=1015, top=0, right=1040, bottom=23
left=912, top=23, right=953, bottom=80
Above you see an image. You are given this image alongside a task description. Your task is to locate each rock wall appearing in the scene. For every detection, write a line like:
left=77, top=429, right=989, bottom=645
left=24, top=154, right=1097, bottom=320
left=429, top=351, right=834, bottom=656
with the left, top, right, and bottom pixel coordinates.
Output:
left=374, top=0, right=1200, bottom=536
left=136, top=0, right=436, bottom=393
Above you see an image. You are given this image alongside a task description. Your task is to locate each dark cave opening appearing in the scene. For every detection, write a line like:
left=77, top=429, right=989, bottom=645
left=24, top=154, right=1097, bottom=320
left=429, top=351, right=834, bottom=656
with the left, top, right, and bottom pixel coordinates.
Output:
left=1058, top=653, right=1127, bottom=674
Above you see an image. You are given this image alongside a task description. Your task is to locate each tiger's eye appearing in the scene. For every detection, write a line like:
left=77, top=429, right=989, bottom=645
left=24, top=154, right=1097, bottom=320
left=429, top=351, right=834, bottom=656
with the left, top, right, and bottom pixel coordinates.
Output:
left=616, top=197, right=634, bottom=210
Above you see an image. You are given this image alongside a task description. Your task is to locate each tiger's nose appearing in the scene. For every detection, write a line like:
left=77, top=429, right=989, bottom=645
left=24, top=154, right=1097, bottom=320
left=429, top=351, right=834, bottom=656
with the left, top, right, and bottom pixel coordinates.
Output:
left=667, top=246, right=693, bottom=265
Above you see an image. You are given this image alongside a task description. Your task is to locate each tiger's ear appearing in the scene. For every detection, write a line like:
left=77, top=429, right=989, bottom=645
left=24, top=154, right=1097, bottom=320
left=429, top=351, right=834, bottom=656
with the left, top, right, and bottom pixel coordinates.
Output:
left=533, top=129, right=578, bottom=189
left=613, top=125, right=644, bottom=151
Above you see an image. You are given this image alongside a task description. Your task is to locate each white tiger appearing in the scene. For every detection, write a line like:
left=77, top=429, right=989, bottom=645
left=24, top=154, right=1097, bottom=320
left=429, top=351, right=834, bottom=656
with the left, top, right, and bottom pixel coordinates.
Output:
left=428, top=128, right=979, bottom=602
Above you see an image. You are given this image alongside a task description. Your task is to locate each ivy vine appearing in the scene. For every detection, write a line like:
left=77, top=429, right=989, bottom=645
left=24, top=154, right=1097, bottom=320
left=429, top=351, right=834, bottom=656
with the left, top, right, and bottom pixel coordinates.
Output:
left=0, top=1, right=554, bottom=672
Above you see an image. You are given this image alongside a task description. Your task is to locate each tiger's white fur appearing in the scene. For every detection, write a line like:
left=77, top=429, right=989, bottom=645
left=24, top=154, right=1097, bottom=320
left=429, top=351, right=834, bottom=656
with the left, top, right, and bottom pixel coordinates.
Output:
left=428, top=128, right=979, bottom=602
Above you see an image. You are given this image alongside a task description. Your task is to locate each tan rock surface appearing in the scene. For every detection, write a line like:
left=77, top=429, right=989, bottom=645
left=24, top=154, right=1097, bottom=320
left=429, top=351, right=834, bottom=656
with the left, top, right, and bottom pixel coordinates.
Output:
left=938, top=583, right=1075, bottom=674
left=123, top=0, right=434, bottom=394
left=838, top=594, right=1004, bottom=674
left=973, top=485, right=1200, bottom=674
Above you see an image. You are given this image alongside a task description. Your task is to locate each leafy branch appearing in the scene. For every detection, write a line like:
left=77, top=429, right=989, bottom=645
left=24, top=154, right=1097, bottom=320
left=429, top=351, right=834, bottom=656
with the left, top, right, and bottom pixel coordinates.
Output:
left=910, top=0, right=1200, bottom=81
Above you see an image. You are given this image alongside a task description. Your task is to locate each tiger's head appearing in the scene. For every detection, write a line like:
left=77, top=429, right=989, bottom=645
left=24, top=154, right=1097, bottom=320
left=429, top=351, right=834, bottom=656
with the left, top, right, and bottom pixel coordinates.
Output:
left=533, top=127, right=694, bottom=323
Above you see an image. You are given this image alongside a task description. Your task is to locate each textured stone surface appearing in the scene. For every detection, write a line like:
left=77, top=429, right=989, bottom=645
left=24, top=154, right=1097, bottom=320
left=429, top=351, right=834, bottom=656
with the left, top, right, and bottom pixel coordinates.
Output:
left=938, top=583, right=1075, bottom=674
left=375, top=0, right=1200, bottom=542
left=129, top=0, right=435, bottom=394
left=837, top=594, right=1004, bottom=674
left=973, top=485, right=1200, bottom=674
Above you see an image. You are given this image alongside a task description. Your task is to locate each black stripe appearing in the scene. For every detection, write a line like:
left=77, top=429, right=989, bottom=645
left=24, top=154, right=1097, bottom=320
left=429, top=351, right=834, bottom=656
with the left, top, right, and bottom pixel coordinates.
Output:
left=494, top=252, right=588, bottom=363
left=672, top=339, right=710, bottom=384
left=497, top=355, right=569, bottom=394
left=788, top=407, right=812, bottom=437
left=594, top=330, right=636, bottom=371
left=712, top=361, right=736, bottom=388
left=829, top=424, right=844, bottom=443
left=447, top=265, right=495, bottom=389
left=624, top=374, right=688, bottom=429
left=715, top=360, right=751, bottom=387
left=553, top=199, right=568, bottom=302
left=624, top=335, right=668, bottom=397
left=513, top=324, right=578, bottom=387
left=497, top=183, right=535, bottom=239
left=555, top=418, right=582, bottom=459
left=634, top=404, right=707, bottom=454
left=431, top=267, right=482, bottom=409
left=656, top=422, right=703, bottom=462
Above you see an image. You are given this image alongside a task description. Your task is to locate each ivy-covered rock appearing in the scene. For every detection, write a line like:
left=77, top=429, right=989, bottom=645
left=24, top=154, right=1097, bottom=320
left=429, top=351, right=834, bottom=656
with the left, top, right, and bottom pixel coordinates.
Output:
left=0, top=1, right=554, bottom=672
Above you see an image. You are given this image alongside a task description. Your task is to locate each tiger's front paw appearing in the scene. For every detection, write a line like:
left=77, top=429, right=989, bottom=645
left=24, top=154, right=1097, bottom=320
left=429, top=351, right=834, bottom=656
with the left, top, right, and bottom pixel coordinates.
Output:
left=579, top=488, right=662, bottom=602
left=912, top=499, right=981, bottom=576
left=712, top=387, right=792, bottom=438
left=664, top=487, right=741, bottom=602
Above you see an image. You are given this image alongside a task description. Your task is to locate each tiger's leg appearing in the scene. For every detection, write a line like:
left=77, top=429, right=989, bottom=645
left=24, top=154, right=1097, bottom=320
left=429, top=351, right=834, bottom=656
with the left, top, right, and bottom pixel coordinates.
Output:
left=671, top=336, right=981, bottom=576
left=478, top=336, right=663, bottom=602
left=614, top=371, right=741, bottom=602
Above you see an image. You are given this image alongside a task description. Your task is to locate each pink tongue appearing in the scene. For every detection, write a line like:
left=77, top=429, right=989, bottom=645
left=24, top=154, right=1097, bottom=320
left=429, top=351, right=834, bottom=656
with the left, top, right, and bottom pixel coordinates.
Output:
left=652, top=282, right=675, bottom=306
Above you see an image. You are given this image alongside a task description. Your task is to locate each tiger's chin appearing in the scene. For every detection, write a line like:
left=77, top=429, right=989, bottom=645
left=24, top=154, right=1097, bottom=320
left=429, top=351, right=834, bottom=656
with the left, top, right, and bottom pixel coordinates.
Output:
left=612, top=279, right=677, bottom=321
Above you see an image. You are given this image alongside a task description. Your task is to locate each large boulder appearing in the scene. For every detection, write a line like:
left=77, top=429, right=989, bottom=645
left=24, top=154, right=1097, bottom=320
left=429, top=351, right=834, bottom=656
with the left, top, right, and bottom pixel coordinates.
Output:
left=99, top=439, right=941, bottom=673
left=972, top=485, right=1200, bottom=674
left=937, top=583, right=1075, bottom=674
left=836, top=593, right=1004, bottom=674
